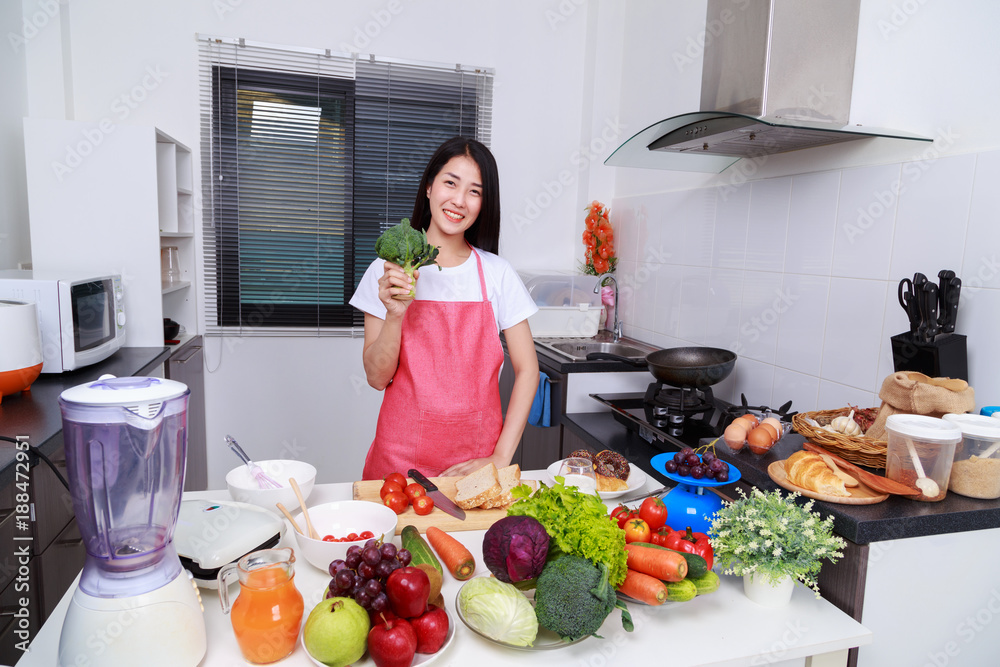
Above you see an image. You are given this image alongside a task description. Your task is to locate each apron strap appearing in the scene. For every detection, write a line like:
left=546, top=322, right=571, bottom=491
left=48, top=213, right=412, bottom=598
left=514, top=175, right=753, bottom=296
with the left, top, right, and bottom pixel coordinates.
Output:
left=469, top=245, right=489, bottom=302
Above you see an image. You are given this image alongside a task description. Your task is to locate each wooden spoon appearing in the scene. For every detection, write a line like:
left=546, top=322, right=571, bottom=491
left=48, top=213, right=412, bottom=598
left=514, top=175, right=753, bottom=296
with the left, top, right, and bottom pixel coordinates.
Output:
left=289, top=477, right=319, bottom=539
left=802, top=442, right=922, bottom=496
left=904, top=437, right=941, bottom=498
left=275, top=502, right=303, bottom=535
left=819, top=453, right=859, bottom=487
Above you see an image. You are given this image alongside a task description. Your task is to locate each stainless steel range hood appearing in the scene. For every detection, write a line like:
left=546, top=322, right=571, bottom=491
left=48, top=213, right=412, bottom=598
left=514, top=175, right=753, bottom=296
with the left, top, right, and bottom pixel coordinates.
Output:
left=606, top=0, right=932, bottom=173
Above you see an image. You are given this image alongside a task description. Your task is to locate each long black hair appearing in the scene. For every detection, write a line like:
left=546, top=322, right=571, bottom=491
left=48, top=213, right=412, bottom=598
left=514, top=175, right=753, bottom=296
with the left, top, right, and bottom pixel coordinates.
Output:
left=410, top=137, right=500, bottom=255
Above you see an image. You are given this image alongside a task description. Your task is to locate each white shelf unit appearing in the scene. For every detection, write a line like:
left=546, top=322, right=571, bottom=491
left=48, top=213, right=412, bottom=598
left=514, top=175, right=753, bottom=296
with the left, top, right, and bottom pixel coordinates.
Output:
left=24, top=118, right=198, bottom=346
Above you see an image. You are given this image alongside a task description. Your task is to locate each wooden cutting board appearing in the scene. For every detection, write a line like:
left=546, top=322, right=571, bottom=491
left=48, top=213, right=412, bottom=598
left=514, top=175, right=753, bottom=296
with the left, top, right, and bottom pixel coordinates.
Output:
left=352, top=476, right=509, bottom=533
left=768, top=460, right=889, bottom=505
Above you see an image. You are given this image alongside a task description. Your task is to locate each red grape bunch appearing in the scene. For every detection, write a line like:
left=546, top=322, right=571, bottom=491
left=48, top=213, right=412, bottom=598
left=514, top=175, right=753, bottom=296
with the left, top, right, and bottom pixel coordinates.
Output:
left=327, top=540, right=412, bottom=615
left=662, top=447, right=729, bottom=483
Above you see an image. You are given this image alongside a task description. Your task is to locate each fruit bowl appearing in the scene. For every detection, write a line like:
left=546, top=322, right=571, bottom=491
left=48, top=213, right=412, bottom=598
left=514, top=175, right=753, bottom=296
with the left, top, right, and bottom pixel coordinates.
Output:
left=293, top=500, right=399, bottom=572
left=225, top=459, right=317, bottom=515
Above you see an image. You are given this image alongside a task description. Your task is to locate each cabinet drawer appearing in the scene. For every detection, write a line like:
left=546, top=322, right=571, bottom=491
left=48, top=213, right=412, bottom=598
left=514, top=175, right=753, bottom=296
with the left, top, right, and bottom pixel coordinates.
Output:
left=0, top=480, right=14, bottom=592
left=31, top=442, right=74, bottom=554
left=38, top=518, right=85, bottom=620
left=0, top=555, right=39, bottom=666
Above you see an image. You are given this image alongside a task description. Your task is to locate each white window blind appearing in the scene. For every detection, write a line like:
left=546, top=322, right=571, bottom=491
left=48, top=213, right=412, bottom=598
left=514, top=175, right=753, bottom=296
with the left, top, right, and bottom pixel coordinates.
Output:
left=197, top=35, right=494, bottom=337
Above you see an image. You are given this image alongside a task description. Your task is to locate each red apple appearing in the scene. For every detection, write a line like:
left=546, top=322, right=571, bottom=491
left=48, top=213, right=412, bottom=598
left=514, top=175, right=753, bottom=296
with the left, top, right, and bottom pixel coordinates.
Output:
left=367, top=613, right=417, bottom=667
left=386, top=566, right=430, bottom=619
left=410, top=604, right=449, bottom=654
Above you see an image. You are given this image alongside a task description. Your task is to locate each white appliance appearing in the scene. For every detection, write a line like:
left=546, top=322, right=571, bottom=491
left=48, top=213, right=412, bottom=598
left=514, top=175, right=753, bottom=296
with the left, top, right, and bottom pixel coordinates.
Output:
left=0, top=269, right=126, bottom=373
left=57, top=376, right=206, bottom=667
left=0, top=299, right=43, bottom=402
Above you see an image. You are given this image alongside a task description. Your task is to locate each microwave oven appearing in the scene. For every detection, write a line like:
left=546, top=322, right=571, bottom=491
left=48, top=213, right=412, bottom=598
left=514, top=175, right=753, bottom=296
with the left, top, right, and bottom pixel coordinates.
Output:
left=0, top=269, right=126, bottom=373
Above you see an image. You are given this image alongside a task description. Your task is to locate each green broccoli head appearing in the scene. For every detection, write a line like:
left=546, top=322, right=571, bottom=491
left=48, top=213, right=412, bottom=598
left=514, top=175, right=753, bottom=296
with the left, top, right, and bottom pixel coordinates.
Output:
left=534, top=555, right=623, bottom=642
left=374, top=218, right=440, bottom=274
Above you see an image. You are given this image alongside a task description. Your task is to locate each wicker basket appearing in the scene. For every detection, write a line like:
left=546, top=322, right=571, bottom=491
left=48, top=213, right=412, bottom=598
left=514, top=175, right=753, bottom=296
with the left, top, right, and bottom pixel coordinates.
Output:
left=792, top=408, right=887, bottom=469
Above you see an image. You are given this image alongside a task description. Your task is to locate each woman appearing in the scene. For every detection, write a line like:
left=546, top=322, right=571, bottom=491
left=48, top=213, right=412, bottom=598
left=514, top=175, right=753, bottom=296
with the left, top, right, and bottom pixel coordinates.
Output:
left=350, top=137, right=540, bottom=480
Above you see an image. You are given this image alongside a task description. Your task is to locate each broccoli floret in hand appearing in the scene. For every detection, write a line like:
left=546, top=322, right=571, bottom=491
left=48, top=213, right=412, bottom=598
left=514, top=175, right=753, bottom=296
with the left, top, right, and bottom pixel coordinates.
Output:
left=374, top=218, right=440, bottom=298
left=533, top=555, right=632, bottom=642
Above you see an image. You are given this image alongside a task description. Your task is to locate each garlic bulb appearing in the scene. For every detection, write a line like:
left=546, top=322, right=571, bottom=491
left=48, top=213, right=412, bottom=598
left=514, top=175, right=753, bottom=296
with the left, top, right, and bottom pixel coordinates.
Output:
left=830, top=410, right=862, bottom=436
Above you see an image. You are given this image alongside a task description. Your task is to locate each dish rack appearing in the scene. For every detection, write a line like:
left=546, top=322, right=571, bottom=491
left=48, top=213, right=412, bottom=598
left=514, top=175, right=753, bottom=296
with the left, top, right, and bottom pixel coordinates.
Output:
left=792, top=408, right=887, bottom=469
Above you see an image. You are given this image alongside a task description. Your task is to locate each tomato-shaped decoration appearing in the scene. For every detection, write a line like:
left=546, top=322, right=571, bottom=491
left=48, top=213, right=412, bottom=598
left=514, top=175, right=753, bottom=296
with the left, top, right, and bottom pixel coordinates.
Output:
left=383, top=490, right=409, bottom=514
left=624, top=518, right=651, bottom=544
left=380, top=481, right=405, bottom=500
left=412, top=495, right=435, bottom=516
left=599, top=245, right=611, bottom=259
left=638, top=497, right=668, bottom=531
left=384, top=472, right=408, bottom=488
left=593, top=256, right=609, bottom=274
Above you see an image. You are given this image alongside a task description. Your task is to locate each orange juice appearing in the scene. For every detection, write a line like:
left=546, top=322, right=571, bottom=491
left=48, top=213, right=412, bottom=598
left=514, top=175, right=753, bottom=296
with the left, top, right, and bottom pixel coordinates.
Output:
left=229, top=565, right=304, bottom=664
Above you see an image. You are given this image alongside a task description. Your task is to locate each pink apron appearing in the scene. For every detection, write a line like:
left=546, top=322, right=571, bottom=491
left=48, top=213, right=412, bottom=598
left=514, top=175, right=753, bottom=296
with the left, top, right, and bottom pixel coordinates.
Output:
left=362, top=247, right=504, bottom=481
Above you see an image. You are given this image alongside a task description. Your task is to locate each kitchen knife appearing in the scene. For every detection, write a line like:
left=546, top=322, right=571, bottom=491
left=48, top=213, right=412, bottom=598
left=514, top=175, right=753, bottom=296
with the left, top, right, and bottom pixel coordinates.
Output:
left=921, top=282, right=940, bottom=342
left=407, top=469, right=466, bottom=520
left=616, top=485, right=669, bottom=506
left=940, top=275, right=961, bottom=333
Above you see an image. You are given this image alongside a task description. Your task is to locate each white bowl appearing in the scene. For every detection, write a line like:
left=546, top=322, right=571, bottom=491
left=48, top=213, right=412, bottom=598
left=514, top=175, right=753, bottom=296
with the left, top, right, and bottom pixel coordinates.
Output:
left=293, top=500, right=399, bottom=572
left=225, top=459, right=317, bottom=515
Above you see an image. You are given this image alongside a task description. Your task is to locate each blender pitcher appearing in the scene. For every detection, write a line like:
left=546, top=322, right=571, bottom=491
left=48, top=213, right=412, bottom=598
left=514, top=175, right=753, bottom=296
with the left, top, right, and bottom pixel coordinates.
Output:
left=57, top=375, right=207, bottom=667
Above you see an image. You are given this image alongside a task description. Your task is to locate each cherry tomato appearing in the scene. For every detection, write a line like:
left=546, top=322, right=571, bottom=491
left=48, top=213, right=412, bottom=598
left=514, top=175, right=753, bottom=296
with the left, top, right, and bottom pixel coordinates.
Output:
left=412, top=495, right=435, bottom=516
left=615, top=508, right=640, bottom=530
left=638, top=497, right=668, bottom=531
left=359, top=530, right=374, bottom=540
left=624, top=518, right=651, bottom=544
left=404, top=483, right=426, bottom=501
left=346, top=532, right=359, bottom=542
left=322, top=535, right=336, bottom=542
left=384, top=472, right=408, bottom=488
left=380, top=481, right=405, bottom=500
left=383, top=490, right=409, bottom=514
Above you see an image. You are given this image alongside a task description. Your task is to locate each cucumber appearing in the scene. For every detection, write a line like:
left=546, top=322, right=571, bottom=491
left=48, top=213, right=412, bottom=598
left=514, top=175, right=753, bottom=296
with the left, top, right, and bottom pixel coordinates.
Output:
left=400, top=525, right=442, bottom=574
left=629, top=542, right=708, bottom=580
left=689, top=571, right=720, bottom=596
left=664, top=578, right=698, bottom=602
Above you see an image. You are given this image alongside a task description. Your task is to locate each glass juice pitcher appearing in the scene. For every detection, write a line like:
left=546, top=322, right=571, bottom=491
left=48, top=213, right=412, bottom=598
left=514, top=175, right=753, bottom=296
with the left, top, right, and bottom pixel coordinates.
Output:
left=218, top=547, right=304, bottom=664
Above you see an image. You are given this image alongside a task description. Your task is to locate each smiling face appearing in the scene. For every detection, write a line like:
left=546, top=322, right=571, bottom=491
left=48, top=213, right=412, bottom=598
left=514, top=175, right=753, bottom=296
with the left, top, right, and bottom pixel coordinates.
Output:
left=424, top=155, right=483, bottom=245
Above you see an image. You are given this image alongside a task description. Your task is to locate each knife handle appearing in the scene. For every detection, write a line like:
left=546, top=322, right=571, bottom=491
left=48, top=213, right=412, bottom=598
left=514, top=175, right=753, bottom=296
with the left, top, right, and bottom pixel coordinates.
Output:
left=407, top=469, right=438, bottom=492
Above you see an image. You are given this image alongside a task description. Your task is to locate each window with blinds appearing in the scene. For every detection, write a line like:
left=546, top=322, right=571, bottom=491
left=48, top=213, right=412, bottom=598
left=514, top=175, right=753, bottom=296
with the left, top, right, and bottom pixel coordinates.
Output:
left=198, top=36, right=494, bottom=336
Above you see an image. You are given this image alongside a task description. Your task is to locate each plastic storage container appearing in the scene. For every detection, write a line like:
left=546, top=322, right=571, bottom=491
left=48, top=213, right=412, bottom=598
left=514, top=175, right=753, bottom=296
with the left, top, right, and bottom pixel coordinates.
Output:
left=885, top=414, right=963, bottom=502
left=519, top=272, right=605, bottom=337
left=942, top=413, right=1000, bottom=500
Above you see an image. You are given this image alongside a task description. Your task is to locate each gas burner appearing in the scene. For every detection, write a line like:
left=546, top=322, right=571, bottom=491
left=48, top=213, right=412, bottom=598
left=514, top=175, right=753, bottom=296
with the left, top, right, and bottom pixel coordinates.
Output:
left=645, top=383, right=715, bottom=416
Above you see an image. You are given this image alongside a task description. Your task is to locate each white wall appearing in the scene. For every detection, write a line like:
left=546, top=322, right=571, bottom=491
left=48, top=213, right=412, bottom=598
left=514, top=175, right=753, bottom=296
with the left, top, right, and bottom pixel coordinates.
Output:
left=605, top=1, right=1000, bottom=415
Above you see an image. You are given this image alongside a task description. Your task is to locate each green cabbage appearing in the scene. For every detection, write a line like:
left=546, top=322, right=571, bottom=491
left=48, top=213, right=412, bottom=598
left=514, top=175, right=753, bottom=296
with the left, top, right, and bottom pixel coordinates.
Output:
left=458, top=576, right=538, bottom=647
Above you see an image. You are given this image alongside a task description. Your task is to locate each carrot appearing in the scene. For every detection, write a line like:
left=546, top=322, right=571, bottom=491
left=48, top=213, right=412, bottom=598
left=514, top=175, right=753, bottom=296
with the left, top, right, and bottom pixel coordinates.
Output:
left=425, top=526, right=476, bottom=580
left=617, top=568, right=668, bottom=605
left=624, top=543, right=688, bottom=582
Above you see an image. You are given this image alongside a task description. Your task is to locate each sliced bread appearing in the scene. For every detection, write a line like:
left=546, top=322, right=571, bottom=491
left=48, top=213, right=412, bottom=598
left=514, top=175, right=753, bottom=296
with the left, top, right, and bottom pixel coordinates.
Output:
left=454, top=463, right=501, bottom=509
left=480, top=464, right=525, bottom=509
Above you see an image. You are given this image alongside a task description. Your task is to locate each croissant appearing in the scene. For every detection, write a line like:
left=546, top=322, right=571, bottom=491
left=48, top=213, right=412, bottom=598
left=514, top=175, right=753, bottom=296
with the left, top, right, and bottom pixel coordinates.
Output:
left=785, top=451, right=850, bottom=497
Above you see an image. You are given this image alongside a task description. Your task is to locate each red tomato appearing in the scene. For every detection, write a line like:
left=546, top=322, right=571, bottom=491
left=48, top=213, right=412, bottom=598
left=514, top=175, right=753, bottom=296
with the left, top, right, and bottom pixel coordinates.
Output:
left=638, top=497, right=668, bottom=531
left=380, top=481, right=405, bottom=500
left=412, top=495, right=435, bottom=516
left=650, top=526, right=670, bottom=547
left=346, top=532, right=359, bottom=542
left=615, top=508, right=640, bottom=530
left=624, top=518, right=651, bottom=544
left=404, top=483, right=426, bottom=501
left=359, top=530, right=374, bottom=540
left=384, top=472, right=408, bottom=488
left=383, top=490, right=409, bottom=514
left=322, top=535, right=336, bottom=542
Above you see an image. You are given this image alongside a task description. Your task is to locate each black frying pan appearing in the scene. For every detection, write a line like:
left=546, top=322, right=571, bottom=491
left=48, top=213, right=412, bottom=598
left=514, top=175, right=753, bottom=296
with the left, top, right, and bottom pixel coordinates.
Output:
left=588, top=346, right=736, bottom=388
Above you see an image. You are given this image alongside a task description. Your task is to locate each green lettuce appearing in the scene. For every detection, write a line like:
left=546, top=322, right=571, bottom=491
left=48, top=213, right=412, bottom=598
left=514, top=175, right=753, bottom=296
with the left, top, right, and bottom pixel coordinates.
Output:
left=509, top=478, right=627, bottom=587
left=458, top=576, right=538, bottom=646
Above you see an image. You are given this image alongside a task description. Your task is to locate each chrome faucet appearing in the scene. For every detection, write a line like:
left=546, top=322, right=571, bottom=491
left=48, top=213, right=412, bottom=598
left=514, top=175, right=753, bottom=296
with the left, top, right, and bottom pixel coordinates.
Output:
left=594, top=275, right=622, bottom=341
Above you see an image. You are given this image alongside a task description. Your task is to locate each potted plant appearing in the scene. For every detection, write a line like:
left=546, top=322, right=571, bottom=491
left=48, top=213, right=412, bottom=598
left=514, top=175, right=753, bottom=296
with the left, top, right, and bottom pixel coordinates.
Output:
left=708, top=487, right=846, bottom=607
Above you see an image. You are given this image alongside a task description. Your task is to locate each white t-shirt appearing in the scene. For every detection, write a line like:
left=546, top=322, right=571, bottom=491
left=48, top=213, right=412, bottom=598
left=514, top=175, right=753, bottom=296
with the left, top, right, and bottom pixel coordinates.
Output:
left=349, top=249, right=538, bottom=332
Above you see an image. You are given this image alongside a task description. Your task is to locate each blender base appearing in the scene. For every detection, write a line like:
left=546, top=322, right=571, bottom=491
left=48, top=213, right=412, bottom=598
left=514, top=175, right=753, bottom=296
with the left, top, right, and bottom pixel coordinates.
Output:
left=59, top=568, right=206, bottom=667
left=662, top=484, right=724, bottom=535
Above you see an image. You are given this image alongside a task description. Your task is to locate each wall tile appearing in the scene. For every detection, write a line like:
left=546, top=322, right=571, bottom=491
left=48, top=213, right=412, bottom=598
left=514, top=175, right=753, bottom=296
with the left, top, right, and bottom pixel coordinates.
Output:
left=820, top=277, right=887, bottom=391
left=704, top=268, right=744, bottom=352
left=611, top=196, right=641, bottom=264
left=651, top=263, right=684, bottom=338
left=736, top=270, right=784, bottom=364
left=675, top=267, right=712, bottom=344
left=889, top=153, right=975, bottom=282
left=831, top=163, right=901, bottom=280
left=784, top=171, right=840, bottom=276
left=711, top=183, right=750, bottom=269
left=772, top=367, right=821, bottom=413
left=631, top=259, right=660, bottom=333
left=964, top=150, right=1000, bottom=290
left=956, top=286, right=1000, bottom=410
left=745, top=177, right=791, bottom=272
left=775, top=273, right=831, bottom=376
left=730, top=357, right=775, bottom=407
left=817, top=380, right=877, bottom=411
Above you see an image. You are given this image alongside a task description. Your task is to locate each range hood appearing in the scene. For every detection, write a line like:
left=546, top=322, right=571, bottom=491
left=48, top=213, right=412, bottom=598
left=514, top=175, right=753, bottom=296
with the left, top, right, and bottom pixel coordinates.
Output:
left=606, top=0, right=932, bottom=173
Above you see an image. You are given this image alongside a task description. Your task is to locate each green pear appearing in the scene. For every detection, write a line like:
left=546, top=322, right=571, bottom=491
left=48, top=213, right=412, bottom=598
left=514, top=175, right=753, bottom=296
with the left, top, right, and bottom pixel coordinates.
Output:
left=302, top=597, right=369, bottom=667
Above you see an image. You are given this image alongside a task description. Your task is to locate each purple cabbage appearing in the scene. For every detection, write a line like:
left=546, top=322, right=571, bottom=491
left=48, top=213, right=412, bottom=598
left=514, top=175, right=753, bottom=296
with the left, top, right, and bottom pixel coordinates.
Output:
left=482, top=516, right=550, bottom=583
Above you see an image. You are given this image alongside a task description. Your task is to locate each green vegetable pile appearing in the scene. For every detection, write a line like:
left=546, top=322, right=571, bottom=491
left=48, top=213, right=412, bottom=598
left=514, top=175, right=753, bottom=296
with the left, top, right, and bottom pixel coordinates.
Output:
left=374, top=218, right=440, bottom=297
left=509, top=478, right=628, bottom=587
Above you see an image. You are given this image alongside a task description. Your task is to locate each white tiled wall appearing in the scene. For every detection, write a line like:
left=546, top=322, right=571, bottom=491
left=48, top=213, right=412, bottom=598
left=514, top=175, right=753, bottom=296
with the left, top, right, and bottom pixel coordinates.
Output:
left=612, top=149, right=1000, bottom=414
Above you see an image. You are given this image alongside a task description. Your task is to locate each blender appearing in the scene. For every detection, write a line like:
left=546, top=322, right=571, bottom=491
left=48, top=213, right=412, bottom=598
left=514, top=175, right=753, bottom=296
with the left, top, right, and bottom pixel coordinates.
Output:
left=57, top=376, right=207, bottom=666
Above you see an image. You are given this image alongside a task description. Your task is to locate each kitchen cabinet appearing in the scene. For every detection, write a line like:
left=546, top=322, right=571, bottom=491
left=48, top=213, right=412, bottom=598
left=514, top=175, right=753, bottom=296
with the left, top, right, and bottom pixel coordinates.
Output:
left=499, top=353, right=565, bottom=470
left=165, top=336, right=207, bottom=491
left=23, top=118, right=198, bottom=347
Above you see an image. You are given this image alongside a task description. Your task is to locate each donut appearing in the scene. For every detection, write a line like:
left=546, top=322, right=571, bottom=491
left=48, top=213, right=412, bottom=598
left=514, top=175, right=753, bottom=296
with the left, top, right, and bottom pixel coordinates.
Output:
left=594, top=450, right=630, bottom=481
left=567, top=449, right=596, bottom=462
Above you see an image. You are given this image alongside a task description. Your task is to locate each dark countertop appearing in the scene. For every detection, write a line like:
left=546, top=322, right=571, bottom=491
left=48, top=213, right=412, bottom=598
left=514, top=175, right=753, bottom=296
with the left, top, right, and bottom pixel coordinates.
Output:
left=563, top=410, right=1000, bottom=545
left=0, top=346, right=171, bottom=488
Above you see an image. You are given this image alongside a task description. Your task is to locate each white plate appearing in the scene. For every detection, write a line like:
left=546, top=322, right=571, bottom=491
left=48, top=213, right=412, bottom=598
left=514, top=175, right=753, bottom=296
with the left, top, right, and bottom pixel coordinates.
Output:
left=546, top=458, right=647, bottom=499
left=301, top=606, right=456, bottom=666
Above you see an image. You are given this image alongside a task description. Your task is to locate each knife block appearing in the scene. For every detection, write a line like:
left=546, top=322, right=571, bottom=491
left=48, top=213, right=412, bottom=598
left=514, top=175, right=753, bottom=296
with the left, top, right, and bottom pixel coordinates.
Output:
left=890, top=332, right=968, bottom=381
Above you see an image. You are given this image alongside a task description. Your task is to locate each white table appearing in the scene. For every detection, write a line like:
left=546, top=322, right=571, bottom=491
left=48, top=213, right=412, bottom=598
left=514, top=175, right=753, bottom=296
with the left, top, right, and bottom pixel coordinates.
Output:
left=16, top=473, right=871, bottom=667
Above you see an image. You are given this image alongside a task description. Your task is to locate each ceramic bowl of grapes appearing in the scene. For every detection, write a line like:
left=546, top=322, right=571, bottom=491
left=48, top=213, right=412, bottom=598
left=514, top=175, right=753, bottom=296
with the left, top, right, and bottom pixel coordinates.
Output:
left=662, top=447, right=730, bottom=483
left=293, top=500, right=399, bottom=572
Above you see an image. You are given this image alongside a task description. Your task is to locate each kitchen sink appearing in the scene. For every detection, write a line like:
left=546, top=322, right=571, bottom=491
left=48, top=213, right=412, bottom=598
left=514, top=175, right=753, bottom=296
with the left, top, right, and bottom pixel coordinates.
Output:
left=533, top=336, right=658, bottom=362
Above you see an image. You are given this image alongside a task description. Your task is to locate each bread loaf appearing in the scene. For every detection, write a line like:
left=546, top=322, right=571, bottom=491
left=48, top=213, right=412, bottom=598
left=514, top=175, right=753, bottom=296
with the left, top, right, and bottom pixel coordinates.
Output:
left=454, top=463, right=501, bottom=509
left=596, top=474, right=628, bottom=492
left=479, top=464, right=526, bottom=509
left=784, top=451, right=850, bottom=497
